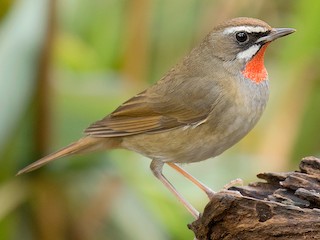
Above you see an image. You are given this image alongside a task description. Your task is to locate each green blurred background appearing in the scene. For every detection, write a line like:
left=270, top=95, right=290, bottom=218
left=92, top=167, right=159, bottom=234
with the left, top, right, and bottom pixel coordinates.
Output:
left=0, top=0, right=319, bottom=239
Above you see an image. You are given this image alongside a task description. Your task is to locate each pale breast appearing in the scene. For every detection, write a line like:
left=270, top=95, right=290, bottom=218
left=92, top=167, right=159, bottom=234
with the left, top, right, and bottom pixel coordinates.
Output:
left=121, top=77, right=269, bottom=164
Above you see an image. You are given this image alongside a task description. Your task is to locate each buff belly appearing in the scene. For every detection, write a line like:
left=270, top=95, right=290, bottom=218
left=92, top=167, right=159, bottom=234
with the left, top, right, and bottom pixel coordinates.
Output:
left=121, top=111, right=259, bottom=164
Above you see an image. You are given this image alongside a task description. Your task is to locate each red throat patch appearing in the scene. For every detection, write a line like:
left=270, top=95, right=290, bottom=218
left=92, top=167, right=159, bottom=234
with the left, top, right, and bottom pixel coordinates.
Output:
left=242, top=43, right=269, bottom=83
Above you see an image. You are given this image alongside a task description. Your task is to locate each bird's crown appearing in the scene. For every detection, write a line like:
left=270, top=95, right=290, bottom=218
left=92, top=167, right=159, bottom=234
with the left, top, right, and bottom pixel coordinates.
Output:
left=207, top=17, right=295, bottom=83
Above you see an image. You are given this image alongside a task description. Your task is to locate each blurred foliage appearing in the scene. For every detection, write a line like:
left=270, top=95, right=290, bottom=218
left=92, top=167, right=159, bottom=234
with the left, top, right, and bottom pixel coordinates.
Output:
left=0, top=0, right=14, bottom=20
left=0, top=0, right=319, bottom=239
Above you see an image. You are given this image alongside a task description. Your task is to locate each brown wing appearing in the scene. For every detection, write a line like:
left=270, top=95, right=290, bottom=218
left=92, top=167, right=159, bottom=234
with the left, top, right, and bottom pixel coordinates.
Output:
left=84, top=89, right=209, bottom=137
left=85, top=61, right=222, bottom=138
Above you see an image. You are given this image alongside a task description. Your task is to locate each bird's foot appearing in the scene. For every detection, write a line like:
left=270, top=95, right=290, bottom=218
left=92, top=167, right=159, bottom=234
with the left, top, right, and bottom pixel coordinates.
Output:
left=217, top=178, right=243, bottom=196
left=205, top=188, right=216, bottom=199
left=223, top=178, right=243, bottom=190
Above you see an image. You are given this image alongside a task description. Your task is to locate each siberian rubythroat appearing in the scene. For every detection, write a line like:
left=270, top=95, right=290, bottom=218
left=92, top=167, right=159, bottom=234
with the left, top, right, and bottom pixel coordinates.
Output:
left=18, top=17, right=295, bottom=218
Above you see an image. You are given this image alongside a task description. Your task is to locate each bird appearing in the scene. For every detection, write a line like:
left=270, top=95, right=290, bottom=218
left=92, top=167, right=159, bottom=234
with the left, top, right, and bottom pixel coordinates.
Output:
left=17, top=17, right=295, bottom=218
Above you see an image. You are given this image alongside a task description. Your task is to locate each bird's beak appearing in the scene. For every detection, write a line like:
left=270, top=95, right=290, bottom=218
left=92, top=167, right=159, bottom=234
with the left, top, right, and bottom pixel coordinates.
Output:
left=256, top=28, right=296, bottom=44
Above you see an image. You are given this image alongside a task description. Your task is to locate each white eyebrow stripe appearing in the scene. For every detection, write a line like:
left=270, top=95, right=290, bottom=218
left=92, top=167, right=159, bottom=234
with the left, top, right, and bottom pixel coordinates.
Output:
left=223, top=26, right=268, bottom=34
left=236, top=44, right=260, bottom=61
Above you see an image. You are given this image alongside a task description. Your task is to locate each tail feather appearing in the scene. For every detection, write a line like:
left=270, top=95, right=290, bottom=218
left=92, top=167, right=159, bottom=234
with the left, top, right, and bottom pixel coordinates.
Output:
left=17, top=137, right=103, bottom=175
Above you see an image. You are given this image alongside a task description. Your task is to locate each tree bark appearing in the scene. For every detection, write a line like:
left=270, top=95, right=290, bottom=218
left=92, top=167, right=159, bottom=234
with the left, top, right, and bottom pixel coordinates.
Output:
left=189, top=156, right=320, bottom=240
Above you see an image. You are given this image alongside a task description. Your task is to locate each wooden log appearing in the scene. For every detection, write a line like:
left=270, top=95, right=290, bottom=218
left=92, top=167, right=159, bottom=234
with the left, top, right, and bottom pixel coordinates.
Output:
left=189, top=156, right=320, bottom=240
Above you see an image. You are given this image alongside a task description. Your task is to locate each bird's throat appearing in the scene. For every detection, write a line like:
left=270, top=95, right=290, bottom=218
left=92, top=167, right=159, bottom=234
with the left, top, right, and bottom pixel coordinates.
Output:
left=242, top=43, right=269, bottom=83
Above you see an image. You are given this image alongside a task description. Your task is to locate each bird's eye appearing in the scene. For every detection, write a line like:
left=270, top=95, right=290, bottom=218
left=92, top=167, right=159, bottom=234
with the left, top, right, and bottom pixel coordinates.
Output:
left=236, top=32, right=248, bottom=43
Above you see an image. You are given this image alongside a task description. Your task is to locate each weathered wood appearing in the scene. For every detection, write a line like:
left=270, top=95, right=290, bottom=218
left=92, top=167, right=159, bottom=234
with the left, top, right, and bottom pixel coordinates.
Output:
left=189, top=157, right=320, bottom=240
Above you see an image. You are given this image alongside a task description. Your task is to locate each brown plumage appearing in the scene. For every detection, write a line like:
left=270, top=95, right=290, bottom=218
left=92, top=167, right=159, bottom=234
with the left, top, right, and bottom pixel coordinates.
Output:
left=17, top=18, right=295, bottom=218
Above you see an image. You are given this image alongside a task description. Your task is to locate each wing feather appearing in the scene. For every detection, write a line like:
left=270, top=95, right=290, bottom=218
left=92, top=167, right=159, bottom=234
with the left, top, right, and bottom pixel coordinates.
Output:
left=85, top=68, right=219, bottom=137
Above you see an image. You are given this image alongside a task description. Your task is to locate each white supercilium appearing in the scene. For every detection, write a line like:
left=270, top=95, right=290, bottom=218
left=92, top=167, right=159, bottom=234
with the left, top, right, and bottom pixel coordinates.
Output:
left=223, top=26, right=268, bottom=35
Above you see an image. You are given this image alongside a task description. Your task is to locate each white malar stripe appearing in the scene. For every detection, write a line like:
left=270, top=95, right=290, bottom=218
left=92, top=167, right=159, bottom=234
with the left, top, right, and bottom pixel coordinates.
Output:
left=237, top=44, right=260, bottom=61
left=223, top=26, right=268, bottom=34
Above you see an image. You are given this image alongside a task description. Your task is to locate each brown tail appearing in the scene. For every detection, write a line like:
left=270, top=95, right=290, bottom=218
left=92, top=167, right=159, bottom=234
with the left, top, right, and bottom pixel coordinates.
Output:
left=17, top=137, right=106, bottom=175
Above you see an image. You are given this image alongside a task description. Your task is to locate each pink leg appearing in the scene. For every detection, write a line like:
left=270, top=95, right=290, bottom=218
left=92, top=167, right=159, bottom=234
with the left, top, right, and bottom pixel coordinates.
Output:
left=167, top=163, right=215, bottom=199
left=150, top=160, right=199, bottom=218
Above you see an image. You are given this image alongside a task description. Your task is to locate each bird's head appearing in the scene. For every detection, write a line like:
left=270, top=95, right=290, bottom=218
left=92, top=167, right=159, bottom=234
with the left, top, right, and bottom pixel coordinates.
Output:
left=207, top=17, right=295, bottom=83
